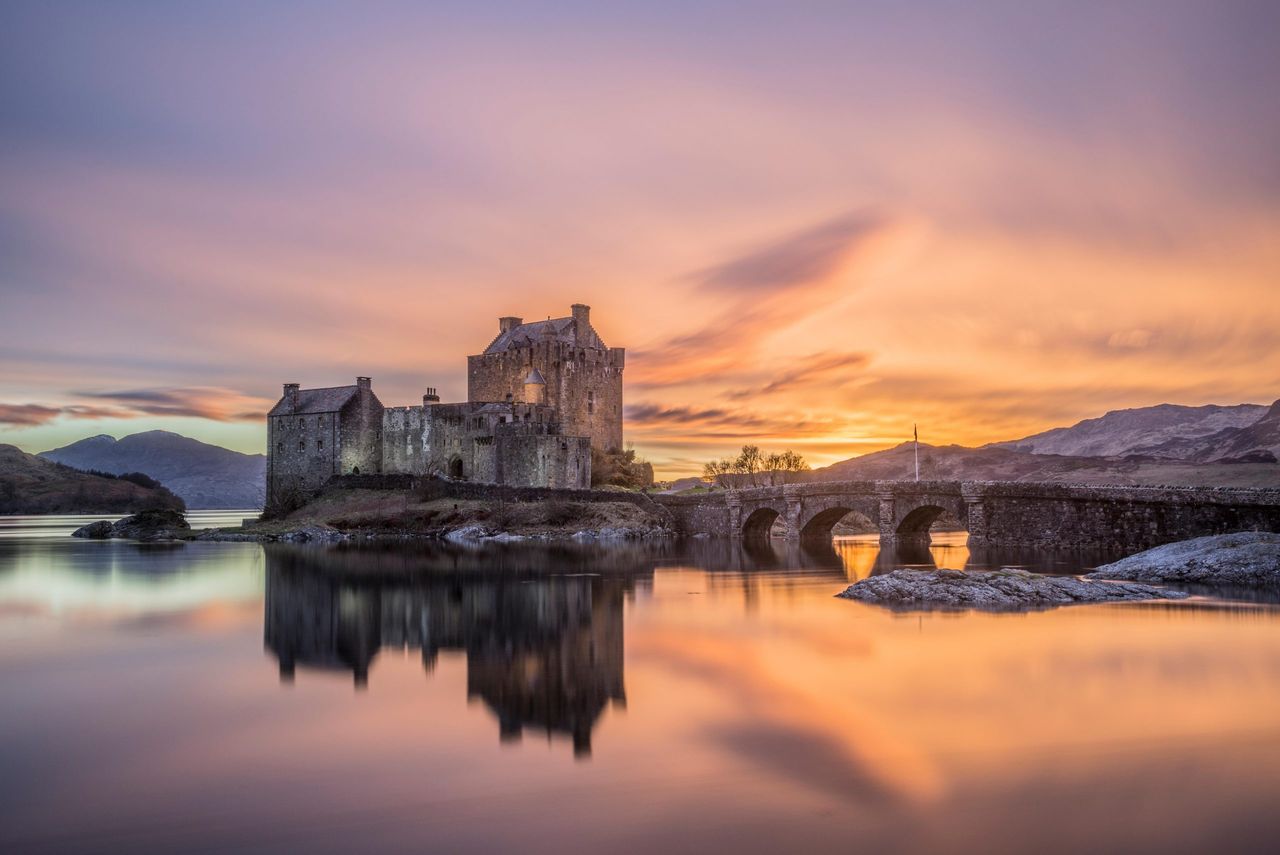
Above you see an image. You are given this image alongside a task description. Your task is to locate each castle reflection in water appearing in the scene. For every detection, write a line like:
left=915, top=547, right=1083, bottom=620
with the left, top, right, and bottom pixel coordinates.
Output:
left=264, top=546, right=653, bottom=757
left=262, top=536, right=1111, bottom=757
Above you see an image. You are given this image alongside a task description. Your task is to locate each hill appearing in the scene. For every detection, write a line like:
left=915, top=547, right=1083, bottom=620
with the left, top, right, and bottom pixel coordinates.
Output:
left=814, top=442, right=1280, bottom=488
left=40, top=431, right=265, bottom=509
left=995, top=401, right=1272, bottom=459
left=0, top=444, right=185, bottom=514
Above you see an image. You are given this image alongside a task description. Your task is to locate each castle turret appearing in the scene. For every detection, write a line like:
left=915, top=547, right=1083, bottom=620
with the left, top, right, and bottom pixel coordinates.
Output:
left=523, top=368, right=547, bottom=405
left=500, top=316, right=523, bottom=333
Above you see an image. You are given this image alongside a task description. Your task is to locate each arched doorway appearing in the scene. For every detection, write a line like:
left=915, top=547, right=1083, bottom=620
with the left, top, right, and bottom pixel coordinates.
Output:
left=448, top=457, right=464, bottom=479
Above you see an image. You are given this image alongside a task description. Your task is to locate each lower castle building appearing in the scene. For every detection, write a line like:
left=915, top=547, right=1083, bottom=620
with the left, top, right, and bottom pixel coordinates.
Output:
left=266, top=303, right=623, bottom=508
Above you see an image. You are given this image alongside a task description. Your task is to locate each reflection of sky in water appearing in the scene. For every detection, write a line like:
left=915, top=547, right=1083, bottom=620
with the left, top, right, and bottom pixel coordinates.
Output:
left=2, top=520, right=1280, bottom=853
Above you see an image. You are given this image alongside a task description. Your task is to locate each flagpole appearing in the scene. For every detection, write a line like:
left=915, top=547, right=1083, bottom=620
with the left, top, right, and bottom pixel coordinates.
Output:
left=914, top=423, right=919, bottom=481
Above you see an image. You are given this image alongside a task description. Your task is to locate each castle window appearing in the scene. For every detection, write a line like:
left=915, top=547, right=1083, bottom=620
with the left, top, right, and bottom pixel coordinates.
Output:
left=316, top=439, right=323, bottom=451
left=588, top=391, right=595, bottom=414
left=276, top=441, right=282, bottom=453
left=298, top=440, right=305, bottom=452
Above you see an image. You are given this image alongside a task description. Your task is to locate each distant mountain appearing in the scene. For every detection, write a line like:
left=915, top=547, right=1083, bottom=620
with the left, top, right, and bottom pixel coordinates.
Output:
left=40, top=431, right=265, bottom=509
left=814, top=441, right=1279, bottom=488
left=994, top=402, right=1270, bottom=459
left=1123, top=399, right=1280, bottom=463
left=0, top=444, right=184, bottom=514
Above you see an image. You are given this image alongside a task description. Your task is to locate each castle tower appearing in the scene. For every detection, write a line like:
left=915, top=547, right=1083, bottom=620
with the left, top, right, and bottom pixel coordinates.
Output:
left=523, top=368, right=547, bottom=405
left=467, top=303, right=625, bottom=452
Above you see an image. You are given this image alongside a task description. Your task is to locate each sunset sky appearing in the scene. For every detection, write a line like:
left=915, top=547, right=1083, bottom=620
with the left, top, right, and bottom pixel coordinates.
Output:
left=2, top=1, right=1278, bottom=475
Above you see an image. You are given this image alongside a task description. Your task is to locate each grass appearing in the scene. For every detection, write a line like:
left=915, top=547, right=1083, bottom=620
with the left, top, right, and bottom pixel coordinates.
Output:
left=217, top=488, right=664, bottom=537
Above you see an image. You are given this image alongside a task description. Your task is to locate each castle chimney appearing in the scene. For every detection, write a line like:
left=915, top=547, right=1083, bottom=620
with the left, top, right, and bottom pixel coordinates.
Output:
left=283, top=383, right=300, bottom=409
left=499, top=316, right=523, bottom=333
left=356, top=376, right=371, bottom=391
left=571, top=304, right=591, bottom=342
left=423, top=387, right=440, bottom=404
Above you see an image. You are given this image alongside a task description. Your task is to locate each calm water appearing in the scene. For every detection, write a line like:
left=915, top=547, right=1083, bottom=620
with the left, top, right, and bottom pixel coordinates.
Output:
left=2, top=518, right=1280, bottom=854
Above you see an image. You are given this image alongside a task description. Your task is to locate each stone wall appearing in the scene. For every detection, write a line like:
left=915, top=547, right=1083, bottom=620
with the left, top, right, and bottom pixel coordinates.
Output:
left=970, top=482, right=1280, bottom=550
left=381, top=405, right=430, bottom=474
left=338, top=382, right=384, bottom=477
left=381, top=401, right=578, bottom=487
left=267, top=411, right=342, bottom=506
left=498, top=433, right=591, bottom=489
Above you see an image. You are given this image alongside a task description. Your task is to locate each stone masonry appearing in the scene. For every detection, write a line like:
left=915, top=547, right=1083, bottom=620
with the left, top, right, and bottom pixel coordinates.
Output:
left=654, top=480, right=1280, bottom=551
left=266, top=304, right=617, bottom=510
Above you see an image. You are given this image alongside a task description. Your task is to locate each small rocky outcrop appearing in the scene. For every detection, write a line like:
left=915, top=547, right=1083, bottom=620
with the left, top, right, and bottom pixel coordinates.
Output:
left=72, top=509, right=191, bottom=541
left=71, top=520, right=114, bottom=539
left=837, top=568, right=1186, bottom=612
left=276, top=524, right=347, bottom=544
left=1089, top=532, right=1280, bottom=588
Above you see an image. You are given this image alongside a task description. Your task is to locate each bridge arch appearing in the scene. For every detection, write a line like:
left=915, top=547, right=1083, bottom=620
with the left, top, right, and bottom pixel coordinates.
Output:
left=891, top=495, right=969, bottom=544
left=800, top=507, right=872, bottom=541
left=793, top=493, right=882, bottom=543
left=742, top=507, right=781, bottom=541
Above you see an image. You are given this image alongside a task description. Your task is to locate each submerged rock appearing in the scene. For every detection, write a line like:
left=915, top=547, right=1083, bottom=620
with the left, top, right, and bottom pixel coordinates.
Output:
left=837, top=568, right=1186, bottom=612
left=1089, top=532, right=1280, bottom=588
left=72, top=509, right=190, bottom=541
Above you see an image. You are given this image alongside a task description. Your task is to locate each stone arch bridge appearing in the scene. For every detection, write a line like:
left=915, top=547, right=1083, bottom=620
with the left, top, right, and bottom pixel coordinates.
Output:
left=653, top=480, right=1280, bottom=551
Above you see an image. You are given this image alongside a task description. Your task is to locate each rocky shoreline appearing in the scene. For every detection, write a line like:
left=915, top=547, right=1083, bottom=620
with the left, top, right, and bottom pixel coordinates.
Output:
left=1088, top=532, right=1280, bottom=588
left=837, top=568, right=1187, bottom=612
left=194, top=520, right=673, bottom=545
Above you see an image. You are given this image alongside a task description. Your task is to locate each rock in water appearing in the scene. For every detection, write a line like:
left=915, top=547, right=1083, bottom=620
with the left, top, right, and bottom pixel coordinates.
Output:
left=72, top=509, right=190, bottom=541
left=837, top=568, right=1186, bottom=612
left=71, top=520, right=114, bottom=539
left=1089, top=532, right=1280, bottom=588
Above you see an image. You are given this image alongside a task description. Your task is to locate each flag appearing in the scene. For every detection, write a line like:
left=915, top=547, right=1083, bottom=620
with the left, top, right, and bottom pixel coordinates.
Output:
left=913, top=423, right=918, bottom=442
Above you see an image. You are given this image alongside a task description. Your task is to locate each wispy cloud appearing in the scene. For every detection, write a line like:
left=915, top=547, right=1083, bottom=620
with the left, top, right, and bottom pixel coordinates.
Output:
left=727, top=351, right=872, bottom=399
left=631, top=211, right=892, bottom=387
left=0, top=388, right=269, bottom=428
left=693, top=212, right=887, bottom=294
left=75, top=387, right=269, bottom=421
left=0, top=403, right=63, bottom=427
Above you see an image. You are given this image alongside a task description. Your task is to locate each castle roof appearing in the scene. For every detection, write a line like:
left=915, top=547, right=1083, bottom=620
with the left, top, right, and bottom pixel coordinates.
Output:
left=268, top=385, right=359, bottom=416
left=484, top=316, right=605, bottom=354
left=524, top=368, right=546, bottom=385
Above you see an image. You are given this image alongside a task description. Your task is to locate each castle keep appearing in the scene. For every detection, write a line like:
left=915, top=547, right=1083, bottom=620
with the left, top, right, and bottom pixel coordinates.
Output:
left=266, top=304, right=623, bottom=508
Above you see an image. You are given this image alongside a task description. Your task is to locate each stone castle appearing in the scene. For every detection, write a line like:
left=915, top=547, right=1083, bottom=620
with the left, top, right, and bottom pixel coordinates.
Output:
left=266, top=304, right=624, bottom=509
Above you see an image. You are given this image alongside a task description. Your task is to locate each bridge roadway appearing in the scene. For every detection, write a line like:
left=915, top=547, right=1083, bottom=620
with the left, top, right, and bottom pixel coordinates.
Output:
left=652, top=480, right=1280, bottom=551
